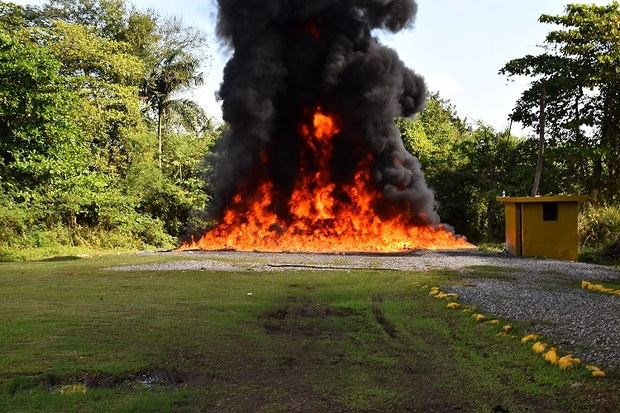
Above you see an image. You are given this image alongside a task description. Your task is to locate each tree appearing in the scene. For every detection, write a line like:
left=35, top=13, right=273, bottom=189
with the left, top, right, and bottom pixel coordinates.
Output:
left=40, top=0, right=209, bottom=171
left=0, top=25, right=102, bottom=231
left=531, top=89, right=546, bottom=196
left=398, top=94, right=534, bottom=241
left=398, top=93, right=469, bottom=177
left=501, top=2, right=620, bottom=200
left=166, top=99, right=214, bottom=138
left=43, top=20, right=146, bottom=179
left=0, top=0, right=215, bottom=252
left=142, top=49, right=204, bottom=168
left=42, top=0, right=128, bottom=39
left=0, top=28, right=78, bottom=190
left=0, top=2, right=41, bottom=31
left=140, top=16, right=207, bottom=169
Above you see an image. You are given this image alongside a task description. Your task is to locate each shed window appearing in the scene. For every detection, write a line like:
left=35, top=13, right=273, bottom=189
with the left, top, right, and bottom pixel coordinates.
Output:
left=543, top=203, right=558, bottom=221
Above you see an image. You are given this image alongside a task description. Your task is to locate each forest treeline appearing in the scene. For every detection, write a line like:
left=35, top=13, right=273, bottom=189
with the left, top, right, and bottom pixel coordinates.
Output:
left=0, top=0, right=618, bottom=261
left=1, top=0, right=220, bottom=259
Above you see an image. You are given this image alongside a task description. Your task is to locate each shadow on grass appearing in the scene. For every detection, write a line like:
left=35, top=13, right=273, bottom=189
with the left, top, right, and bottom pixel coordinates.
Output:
left=37, top=256, right=84, bottom=263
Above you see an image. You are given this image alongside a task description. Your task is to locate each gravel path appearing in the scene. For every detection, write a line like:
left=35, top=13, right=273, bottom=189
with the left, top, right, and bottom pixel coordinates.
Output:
left=109, top=249, right=620, bottom=369
left=110, top=249, right=619, bottom=279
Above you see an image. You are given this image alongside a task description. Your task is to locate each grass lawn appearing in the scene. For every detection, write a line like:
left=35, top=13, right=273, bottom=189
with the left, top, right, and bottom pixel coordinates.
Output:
left=0, top=254, right=618, bottom=412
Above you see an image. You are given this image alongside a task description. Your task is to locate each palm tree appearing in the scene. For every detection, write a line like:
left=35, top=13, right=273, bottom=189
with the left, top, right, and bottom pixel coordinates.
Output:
left=165, top=99, right=213, bottom=137
left=142, top=49, right=204, bottom=168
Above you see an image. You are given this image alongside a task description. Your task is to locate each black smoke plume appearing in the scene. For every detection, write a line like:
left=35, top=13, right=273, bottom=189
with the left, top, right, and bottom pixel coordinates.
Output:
left=209, top=0, right=439, bottom=225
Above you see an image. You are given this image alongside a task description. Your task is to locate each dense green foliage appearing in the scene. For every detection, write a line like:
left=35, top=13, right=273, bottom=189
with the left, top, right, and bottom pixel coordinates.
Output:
left=501, top=2, right=620, bottom=201
left=0, top=0, right=217, bottom=258
left=398, top=96, right=534, bottom=241
left=499, top=2, right=620, bottom=255
left=396, top=2, right=620, bottom=252
left=0, top=1, right=618, bottom=260
left=579, top=205, right=620, bottom=253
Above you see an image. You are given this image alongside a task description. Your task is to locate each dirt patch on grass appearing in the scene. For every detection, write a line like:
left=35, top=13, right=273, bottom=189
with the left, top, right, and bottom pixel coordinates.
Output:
left=265, top=304, right=360, bottom=320
left=287, top=283, right=319, bottom=291
left=87, top=368, right=187, bottom=388
left=572, top=381, right=620, bottom=413
left=371, top=295, right=398, bottom=338
left=261, top=302, right=360, bottom=337
left=6, top=368, right=197, bottom=396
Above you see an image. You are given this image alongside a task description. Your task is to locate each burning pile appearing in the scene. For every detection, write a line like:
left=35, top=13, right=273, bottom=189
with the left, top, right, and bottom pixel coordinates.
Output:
left=184, top=0, right=471, bottom=253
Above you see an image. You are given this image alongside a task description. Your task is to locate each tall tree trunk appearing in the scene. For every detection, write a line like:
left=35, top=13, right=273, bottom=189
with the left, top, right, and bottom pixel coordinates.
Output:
left=157, top=106, right=163, bottom=170
left=532, top=89, right=546, bottom=196
left=600, top=90, right=610, bottom=197
left=574, top=86, right=586, bottom=190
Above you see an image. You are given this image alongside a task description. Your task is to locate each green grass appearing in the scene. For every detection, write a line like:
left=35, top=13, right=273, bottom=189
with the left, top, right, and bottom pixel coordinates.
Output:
left=0, top=256, right=617, bottom=412
left=477, top=243, right=505, bottom=254
left=0, top=245, right=150, bottom=263
left=579, top=247, right=620, bottom=269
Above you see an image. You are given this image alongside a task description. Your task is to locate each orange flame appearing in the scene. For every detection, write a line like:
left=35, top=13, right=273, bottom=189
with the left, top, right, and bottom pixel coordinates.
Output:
left=183, top=108, right=473, bottom=253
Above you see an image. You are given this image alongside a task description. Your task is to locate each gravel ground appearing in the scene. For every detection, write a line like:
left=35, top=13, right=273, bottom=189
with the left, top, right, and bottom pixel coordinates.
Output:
left=109, top=249, right=620, bottom=369
left=110, top=249, right=620, bottom=279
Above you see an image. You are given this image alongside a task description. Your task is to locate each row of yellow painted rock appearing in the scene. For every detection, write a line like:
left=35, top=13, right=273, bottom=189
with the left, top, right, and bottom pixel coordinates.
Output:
left=581, top=280, right=620, bottom=296
left=422, top=284, right=607, bottom=379
left=521, top=334, right=606, bottom=377
left=428, top=286, right=459, bottom=301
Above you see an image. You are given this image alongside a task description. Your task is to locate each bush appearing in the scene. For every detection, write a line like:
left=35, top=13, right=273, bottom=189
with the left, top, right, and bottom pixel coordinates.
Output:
left=579, top=204, right=620, bottom=252
left=0, top=198, right=34, bottom=244
left=0, top=190, right=175, bottom=253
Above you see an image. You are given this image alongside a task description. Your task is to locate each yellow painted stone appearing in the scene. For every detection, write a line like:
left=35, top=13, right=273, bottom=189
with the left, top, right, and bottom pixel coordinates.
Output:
left=544, top=348, right=559, bottom=365
left=558, top=355, right=579, bottom=370
left=521, top=334, right=538, bottom=344
left=532, top=342, right=547, bottom=354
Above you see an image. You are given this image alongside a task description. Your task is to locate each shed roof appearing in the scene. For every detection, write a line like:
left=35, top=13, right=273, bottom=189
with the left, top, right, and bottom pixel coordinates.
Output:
left=496, top=195, right=588, bottom=204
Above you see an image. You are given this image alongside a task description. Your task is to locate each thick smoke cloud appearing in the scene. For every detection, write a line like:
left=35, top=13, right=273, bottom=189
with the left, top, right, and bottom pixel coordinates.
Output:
left=209, top=0, right=439, bottom=225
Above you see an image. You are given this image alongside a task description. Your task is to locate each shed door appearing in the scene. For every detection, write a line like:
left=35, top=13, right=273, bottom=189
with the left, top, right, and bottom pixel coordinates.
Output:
left=516, top=203, right=522, bottom=256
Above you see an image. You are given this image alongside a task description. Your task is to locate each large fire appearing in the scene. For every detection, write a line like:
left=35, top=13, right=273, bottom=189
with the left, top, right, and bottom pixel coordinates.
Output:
left=183, top=108, right=472, bottom=253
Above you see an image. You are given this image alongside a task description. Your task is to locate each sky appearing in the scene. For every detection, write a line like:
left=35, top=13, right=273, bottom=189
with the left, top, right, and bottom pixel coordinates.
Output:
left=12, top=0, right=612, bottom=135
